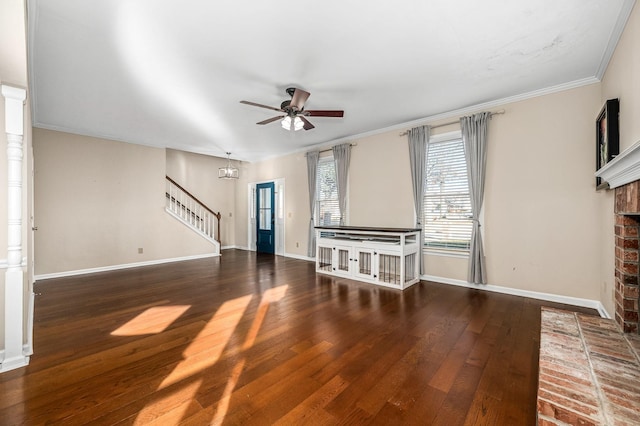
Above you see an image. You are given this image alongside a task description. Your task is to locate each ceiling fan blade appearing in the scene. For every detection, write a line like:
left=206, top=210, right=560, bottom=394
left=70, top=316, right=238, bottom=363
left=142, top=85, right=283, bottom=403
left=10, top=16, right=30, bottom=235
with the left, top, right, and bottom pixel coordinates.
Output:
left=300, top=116, right=315, bottom=130
left=240, top=100, right=282, bottom=112
left=304, top=110, right=344, bottom=118
left=290, top=89, right=310, bottom=111
left=257, top=116, right=284, bottom=125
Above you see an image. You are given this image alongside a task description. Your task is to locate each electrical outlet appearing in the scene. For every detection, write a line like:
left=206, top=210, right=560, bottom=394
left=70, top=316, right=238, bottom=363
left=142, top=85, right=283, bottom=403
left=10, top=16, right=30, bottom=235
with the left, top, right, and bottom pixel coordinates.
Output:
left=138, top=248, right=143, bottom=254
left=296, top=242, right=299, bottom=248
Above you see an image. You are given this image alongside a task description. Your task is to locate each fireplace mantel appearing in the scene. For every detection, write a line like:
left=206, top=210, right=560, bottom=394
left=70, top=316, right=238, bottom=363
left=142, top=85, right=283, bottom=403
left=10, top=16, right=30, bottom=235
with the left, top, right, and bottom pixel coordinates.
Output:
left=596, top=140, right=640, bottom=189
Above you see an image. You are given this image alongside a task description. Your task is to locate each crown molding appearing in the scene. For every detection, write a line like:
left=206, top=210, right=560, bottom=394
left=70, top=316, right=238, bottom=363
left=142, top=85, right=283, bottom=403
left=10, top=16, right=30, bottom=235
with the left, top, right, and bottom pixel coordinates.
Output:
left=281, top=77, right=601, bottom=163
left=595, top=0, right=637, bottom=79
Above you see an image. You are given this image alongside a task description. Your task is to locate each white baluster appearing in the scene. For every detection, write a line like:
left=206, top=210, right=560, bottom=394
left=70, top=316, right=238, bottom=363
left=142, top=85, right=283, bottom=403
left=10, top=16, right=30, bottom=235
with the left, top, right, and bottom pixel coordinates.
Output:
left=171, top=184, right=175, bottom=212
left=173, top=185, right=177, bottom=213
left=175, top=187, right=179, bottom=216
left=170, top=184, right=174, bottom=213
left=163, top=178, right=220, bottom=246
left=173, top=184, right=177, bottom=213
left=180, top=190, right=184, bottom=219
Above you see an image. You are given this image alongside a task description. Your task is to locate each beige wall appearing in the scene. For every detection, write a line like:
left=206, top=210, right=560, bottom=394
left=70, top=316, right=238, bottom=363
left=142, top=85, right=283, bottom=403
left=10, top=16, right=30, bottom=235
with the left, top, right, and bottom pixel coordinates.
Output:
left=0, top=0, right=27, bottom=86
left=166, top=149, right=237, bottom=246
left=241, top=83, right=605, bottom=303
left=234, top=132, right=418, bottom=257
left=235, top=150, right=309, bottom=254
left=599, top=3, right=640, bottom=316
left=602, top=3, right=640, bottom=152
left=33, top=129, right=217, bottom=275
left=420, top=85, right=603, bottom=296
left=349, top=133, right=414, bottom=227
left=483, top=85, right=603, bottom=298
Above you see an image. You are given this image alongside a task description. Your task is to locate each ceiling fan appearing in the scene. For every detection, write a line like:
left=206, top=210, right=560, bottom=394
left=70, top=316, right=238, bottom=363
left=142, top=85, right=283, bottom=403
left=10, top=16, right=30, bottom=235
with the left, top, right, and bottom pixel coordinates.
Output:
left=240, top=87, right=344, bottom=131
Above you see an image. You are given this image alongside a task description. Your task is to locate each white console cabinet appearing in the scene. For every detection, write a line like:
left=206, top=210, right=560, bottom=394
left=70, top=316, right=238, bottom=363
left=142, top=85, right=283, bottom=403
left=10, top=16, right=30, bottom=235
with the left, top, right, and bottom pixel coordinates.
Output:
left=315, top=226, right=421, bottom=290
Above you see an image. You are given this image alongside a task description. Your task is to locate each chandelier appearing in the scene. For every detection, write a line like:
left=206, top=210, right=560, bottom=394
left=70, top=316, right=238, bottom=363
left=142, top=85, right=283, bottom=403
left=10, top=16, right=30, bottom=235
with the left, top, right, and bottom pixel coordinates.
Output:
left=218, top=152, right=239, bottom=179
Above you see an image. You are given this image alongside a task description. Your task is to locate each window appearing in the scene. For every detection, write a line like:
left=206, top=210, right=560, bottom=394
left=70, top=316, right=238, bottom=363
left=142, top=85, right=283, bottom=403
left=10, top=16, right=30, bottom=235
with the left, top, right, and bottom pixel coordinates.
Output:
left=423, top=132, right=473, bottom=251
left=316, top=156, right=340, bottom=226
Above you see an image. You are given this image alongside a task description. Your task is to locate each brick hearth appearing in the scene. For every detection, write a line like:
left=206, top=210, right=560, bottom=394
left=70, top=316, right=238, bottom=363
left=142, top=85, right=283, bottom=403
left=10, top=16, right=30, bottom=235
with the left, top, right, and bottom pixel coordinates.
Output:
left=615, top=181, right=640, bottom=334
left=537, top=308, right=640, bottom=425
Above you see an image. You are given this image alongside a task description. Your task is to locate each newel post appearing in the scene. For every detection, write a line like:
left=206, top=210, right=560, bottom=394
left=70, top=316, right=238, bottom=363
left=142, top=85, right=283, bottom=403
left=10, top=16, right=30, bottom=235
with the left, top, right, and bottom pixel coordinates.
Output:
left=1, top=84, right=28, bottom=372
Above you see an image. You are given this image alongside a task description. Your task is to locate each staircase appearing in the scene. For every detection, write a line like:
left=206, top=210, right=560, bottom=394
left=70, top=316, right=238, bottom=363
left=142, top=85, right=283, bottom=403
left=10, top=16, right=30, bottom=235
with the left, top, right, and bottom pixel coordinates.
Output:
left=165, top=176, right=221, bottom=254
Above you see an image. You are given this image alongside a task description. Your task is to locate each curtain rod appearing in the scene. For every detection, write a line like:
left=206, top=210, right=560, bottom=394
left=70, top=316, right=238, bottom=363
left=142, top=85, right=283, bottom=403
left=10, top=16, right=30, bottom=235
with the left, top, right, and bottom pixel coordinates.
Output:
left=306, top=142, right=357, bottom=156
left=399, top=109, right=505, bottom=136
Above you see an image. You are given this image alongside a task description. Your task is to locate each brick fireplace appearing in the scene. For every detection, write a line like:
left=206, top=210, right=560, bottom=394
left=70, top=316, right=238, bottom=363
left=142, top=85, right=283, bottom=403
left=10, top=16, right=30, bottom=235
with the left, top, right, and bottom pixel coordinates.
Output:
left=536, top=141, right=640, bottom=425
left=595, top=139, right=640, bottom=334
left=614, top=180, right=640, bottom=334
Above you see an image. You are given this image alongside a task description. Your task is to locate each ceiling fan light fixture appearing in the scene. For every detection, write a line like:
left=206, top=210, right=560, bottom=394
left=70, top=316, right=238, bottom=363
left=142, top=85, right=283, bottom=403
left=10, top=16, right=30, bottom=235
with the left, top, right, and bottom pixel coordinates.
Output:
left=281, top=116, right=292, bottom=130
left=241, top=87, right=344, bottom=131
left=218, top=152, right=239, bottom=179
left=281, top=115, right=304, bottom=131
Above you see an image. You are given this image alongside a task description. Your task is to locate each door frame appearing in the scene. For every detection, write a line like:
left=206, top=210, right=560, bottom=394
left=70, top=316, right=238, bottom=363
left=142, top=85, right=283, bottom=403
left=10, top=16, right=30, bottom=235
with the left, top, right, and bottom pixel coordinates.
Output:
left=248, top=178, right=285, bottom=256
left=256, top=181, right=275, bottom=254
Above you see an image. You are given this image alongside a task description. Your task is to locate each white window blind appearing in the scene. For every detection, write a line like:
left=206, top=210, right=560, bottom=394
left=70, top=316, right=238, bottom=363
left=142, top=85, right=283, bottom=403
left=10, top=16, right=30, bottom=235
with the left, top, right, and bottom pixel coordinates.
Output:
left=317, top=157, right=340, bottom=226
left=423, top=136, right=473, bottom=251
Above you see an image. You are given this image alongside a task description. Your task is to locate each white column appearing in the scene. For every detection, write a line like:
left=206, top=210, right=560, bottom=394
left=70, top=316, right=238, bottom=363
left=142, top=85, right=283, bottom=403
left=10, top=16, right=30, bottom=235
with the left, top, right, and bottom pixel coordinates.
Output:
left=2, top=84, right=28, bottom=372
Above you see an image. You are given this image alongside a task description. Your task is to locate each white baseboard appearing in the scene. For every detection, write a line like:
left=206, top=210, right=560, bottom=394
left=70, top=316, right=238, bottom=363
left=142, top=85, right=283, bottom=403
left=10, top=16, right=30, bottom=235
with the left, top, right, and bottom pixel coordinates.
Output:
left=283, top=252, right=315, bottom=262
left=31, top=254, right=609, bottom=318
left=423, top=274, right=611, bottom=319
left=34, top=253, right=220, bottom=281
left=0, top=351, right=30, bottom=373
left=222, top=245, right=251, bottom=251
left=221, top=246, right=313, bottom=262
left=222, top=245, right=256, bottom=251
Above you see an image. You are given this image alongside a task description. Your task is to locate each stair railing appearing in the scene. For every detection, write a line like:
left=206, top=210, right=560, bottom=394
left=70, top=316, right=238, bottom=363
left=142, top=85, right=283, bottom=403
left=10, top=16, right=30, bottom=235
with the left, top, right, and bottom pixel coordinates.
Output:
left=165, top=176, right=221, bottom=243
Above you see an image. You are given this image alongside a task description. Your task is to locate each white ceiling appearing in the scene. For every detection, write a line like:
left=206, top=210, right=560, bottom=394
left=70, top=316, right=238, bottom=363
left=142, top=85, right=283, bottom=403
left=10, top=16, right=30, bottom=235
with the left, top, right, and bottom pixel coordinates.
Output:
left=28, top=0, right=636, bottom=162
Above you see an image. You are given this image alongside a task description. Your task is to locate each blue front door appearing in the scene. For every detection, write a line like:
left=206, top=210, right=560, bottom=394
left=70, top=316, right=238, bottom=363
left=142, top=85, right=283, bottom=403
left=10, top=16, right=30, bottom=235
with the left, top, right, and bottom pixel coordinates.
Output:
left=256, top=182, right=275, bottom=254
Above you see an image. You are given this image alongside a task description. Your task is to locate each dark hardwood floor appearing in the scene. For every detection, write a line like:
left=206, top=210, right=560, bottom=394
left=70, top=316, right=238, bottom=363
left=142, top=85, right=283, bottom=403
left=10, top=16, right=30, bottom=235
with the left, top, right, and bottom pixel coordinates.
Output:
left=0, top=249, right=597, bottom=425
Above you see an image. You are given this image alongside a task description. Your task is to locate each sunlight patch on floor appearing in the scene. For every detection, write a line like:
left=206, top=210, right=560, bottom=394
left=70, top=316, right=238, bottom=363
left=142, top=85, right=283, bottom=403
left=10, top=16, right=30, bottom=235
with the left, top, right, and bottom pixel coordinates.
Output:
left=128, top=285, right=291, bottom=424
left=159, top=294, right=253, bottom=389
left=133, top=379, right=202, bottom=425
left=111, top=305, right=191, bottom=336
left=211, top=358, right=246, bottom=425
left=212, top=285, right=289, bottom=424
left=243, top=285, right=288, bottom=350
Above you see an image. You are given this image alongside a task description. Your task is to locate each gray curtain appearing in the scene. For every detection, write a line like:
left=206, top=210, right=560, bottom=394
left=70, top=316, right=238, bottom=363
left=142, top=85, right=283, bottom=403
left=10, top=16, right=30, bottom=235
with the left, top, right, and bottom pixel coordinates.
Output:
left=306, top=151, right=320, bottom=257
left=460, top=112, right=490, bottom=284
left=408, top=125, right=429, bottom=275
left=332, top=143, right=351, bottom=226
